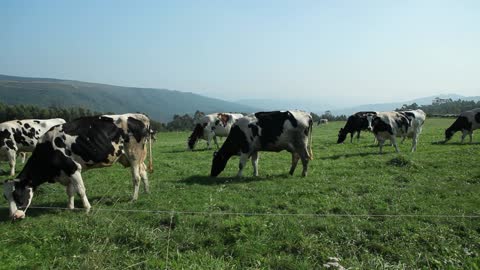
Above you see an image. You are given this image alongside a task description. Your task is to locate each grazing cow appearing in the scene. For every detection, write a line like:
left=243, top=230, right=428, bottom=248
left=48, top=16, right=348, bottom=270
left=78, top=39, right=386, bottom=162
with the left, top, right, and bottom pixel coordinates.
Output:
left=444, top=108, right=480, bottom=143
left=3, top=113, right=152, bottom=220
left=0, top=118, right=66, bottom=176
left=318, top=119, right=329, bottom=125
left=187, top=113, right=244, bottom=150
left=367, top=110, right=426, bottom=153
left=210, top=110, right=313, bottom=177
left=337, top=111, right=377, bottom=143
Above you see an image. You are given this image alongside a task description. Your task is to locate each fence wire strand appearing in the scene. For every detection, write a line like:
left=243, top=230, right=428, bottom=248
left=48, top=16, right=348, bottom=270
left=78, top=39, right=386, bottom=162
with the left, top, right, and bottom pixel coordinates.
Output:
left=3, top=206, right=480, bottom=219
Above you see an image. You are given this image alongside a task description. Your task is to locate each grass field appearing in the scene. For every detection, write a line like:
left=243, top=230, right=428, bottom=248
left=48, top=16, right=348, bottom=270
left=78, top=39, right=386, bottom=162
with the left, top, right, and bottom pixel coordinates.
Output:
left=1, top=118, right=479, bottom=269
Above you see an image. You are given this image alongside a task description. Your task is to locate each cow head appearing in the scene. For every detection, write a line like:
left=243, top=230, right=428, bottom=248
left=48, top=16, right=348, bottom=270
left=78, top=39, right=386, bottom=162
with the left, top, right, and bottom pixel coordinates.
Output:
left=3, top=179, right=33, bottom=220
left=444, top=128, right=455, bottom=142
left=366, top=113, right=376, bottom=131
left=337, top=128, right=348, bottom=144
left=210, top=151, right=229, bottom=177
left=187, top=124, right=206, bottom=150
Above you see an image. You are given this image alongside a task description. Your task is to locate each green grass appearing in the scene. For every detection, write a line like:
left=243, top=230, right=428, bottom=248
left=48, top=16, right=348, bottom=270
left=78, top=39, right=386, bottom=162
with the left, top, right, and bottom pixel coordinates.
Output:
left=1, top=118, right=479, bottom=269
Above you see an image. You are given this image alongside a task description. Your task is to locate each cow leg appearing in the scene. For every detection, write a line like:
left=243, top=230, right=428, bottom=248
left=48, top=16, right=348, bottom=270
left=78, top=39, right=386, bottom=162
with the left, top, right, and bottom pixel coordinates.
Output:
left=130, top=162, right=142, bottom=201
left=251, top=151, right=259, bottom=177
left=237, top=153, right=249, bottom=178
left=140, top=162, right=150, bottom=194
left=299, top=149, right=310, bottom=177
left=70, top=171, right=91, bottom=212
left=350, top=133, right=354, bottom=143
left=378, top=139, right=385, bottom=154
left=7, top=150, right=16, bottom=176
left=357, top=131, right=361, bottom=141
left=411, top=133, right=419, bottom=152
left=461, top=130, right=468, bottom=143
left=213, top=136, right=220, bottom=149
left=469, top=131, right=473, bottom=143
left=20, top=152, right=27, bottom=164
left=391, top=136, right=400, bottom=153
left=66, top=183, right=75, bottom=209
left=206, top=132, right=214, bottom=149
left=289, top=153, right=300, bottom=175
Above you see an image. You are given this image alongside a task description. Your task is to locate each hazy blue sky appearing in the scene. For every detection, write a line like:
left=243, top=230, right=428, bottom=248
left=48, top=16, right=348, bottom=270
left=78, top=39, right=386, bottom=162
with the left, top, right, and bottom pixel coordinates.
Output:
left=1, top=0, right=479, bottom=106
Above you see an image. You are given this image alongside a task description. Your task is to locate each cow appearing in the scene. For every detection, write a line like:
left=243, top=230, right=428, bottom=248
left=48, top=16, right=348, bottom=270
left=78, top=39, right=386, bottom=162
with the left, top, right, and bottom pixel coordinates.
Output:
left=337, top=111, right=377, bottom=143
left=318, top=119, right=329, bottom=125
left=444, top=108, right=480, bottom=143
left=367, top=109, right=426, bottom=153
left=0, top=118, right=66, bottom=176
left=187, top=113, right=244, bottom=150
left=210, top=110, right=313, bottom=178
left=3, top=113, right=152, bottom=220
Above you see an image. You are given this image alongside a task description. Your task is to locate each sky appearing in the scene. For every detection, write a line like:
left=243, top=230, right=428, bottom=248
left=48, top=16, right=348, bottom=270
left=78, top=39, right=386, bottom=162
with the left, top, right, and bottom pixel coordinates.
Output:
left=1, top=0, right=479, bottom=107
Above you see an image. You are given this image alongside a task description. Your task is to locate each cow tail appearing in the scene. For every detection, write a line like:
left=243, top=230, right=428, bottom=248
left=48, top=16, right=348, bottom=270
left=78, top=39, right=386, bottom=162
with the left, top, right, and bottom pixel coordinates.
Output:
left=308, top=118, right=314, bottom=160
left=148, top=128, right=154, bottom=173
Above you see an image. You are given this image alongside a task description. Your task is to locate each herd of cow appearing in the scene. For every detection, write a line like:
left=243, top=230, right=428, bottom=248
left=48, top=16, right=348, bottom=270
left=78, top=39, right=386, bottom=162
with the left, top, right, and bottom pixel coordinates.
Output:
left=1, top=108, right=479, bottom=220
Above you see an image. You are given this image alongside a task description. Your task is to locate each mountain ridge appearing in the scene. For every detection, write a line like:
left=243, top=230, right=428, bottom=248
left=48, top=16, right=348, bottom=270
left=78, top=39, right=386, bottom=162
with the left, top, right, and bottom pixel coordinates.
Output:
left=0, top=74, right=258, bottom=122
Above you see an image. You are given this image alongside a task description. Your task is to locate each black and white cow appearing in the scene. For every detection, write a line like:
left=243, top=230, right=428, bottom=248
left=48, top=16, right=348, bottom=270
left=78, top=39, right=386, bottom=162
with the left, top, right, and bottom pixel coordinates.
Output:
left=0, top=118, right=66, bottom=176
left=318, top=119, right=329, bottom=125
left=367, top=109, right=426, bottom=153
left=3, top=113, right=152, bottom=220
left=188, top=113, right=244, bottom=150
left=444, top=108, right=480, bottom=143
left=210, top=110, right=313, bottom=177
left=337, top=111, right=377, bottom=143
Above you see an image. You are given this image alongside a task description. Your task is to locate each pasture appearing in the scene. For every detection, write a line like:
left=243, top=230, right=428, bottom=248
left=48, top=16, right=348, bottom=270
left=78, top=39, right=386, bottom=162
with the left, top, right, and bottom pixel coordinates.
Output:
left=1, top=118, right=479, bottom=269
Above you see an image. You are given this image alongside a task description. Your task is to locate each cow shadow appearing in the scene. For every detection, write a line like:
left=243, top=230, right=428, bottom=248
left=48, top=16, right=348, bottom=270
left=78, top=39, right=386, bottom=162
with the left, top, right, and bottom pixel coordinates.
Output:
left=320, top=152, right=380, bottom=160
left=162, top=148, right=214, bottom=154
left=431, top=141, right=480, bottom=145
left=0, top=195, right=131, bottom=222
left=180, top=174, right=284, bottom=185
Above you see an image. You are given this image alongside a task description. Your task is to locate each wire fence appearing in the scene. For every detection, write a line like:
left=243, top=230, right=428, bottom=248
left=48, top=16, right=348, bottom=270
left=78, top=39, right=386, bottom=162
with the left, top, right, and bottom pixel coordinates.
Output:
left=4, top=205, right=480, bottom=219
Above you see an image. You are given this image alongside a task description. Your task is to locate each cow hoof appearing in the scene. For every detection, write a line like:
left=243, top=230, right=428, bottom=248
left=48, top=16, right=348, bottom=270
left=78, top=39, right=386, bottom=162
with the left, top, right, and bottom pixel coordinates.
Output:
left=12, top=210, right=26, bottom=220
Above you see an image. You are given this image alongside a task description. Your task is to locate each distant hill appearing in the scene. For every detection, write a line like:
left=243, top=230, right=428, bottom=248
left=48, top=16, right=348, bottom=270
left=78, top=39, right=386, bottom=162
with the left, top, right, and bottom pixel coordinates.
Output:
left=0, top=74, right=258, bottom=122
left=330, top=94, right=480, bottom=116
left=236, top=94, right=480, bottom=116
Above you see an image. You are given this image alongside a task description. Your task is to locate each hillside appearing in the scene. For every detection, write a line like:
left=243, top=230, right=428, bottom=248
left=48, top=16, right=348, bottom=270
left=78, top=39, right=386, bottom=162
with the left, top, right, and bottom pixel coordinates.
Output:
left=0, top=74, right=258, bottom=122
left=330, top=94, right=480, bottom=116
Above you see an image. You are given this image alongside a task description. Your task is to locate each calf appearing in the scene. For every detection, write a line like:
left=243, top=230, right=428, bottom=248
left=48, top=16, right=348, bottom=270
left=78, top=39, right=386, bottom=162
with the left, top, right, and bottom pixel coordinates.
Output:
left=188, top=113, right=243, bottom=150
left=3, top=113, right=152, bottom=220
left=210, top=110, right=313, bottom=177
left=0, top=118, right=66, bottom=176
left=444, top=108, right=480, bottom=143
left=367, top=110, right=426, bottom=153
left=337, top=111, right=376, bottom=143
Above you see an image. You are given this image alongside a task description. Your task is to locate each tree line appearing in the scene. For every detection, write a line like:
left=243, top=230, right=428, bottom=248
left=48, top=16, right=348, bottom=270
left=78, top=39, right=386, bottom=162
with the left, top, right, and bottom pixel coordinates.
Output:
left=0, top=103, right=354, bottom=132
left=0, top=103, right=107, bottom=123
left=0, top=103, right=200, bottom=132
left=396, top=99, right=480, bottom=116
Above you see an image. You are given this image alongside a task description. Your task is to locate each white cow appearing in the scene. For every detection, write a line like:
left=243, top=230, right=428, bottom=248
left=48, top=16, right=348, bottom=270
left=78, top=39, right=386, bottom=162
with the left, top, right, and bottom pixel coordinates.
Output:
left=367, top=110, right=426, bottom=153
left=0, top=118, right=66, bottom=176
left=187, top=113, right=244, bottom=150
